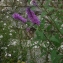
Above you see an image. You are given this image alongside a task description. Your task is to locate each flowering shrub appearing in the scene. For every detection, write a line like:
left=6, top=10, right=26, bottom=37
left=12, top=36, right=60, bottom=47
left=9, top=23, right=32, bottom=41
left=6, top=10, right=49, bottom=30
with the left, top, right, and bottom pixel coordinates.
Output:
left=0, top=0, right=63, bottom=63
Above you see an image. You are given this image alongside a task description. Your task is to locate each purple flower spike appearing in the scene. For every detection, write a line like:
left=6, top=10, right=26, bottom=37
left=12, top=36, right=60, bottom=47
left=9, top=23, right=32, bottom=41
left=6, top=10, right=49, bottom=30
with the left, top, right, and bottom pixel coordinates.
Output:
left=12, top=13, right=27, bottom=23
left=26, top=7, right=40, bottom=25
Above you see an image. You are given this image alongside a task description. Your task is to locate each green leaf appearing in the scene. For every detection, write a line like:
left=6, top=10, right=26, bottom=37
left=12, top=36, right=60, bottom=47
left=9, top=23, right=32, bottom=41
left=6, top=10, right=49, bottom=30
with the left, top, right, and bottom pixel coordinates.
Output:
left=50, top=35, right=61, bottom=47
left=51, top=49, right=62, bottom=63
left=51, top=49, right=57, bottom=63
left=46, top=24, right=52, bottom=31
left=35, top=30, right=46, bottom=41
left=28, top=0, right=31, bottom=3
left=60, top=29, right=63, bottom=35
left=41, top=11, right=47, bottom=17
left=44, top=0, right=52, bottom=7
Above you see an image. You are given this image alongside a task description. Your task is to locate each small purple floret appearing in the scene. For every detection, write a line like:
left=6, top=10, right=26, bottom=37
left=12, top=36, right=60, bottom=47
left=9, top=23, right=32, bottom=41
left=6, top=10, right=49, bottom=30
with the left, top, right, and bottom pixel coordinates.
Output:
left=26, top=27, right=30, bottom=32
left=32, top=0, right=38, bottom=6
left=12, top=13, right=27, bottom=23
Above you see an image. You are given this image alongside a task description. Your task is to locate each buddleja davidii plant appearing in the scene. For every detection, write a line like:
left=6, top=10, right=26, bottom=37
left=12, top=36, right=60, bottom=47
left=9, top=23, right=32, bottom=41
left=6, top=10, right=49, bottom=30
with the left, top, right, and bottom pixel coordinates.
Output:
left=12, top=0, right=40, bottom=63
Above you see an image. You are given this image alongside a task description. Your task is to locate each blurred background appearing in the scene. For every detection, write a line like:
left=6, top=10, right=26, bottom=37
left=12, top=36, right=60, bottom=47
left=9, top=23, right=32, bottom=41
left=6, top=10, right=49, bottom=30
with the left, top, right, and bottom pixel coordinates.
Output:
left=0, top=0, right=63, bottom=63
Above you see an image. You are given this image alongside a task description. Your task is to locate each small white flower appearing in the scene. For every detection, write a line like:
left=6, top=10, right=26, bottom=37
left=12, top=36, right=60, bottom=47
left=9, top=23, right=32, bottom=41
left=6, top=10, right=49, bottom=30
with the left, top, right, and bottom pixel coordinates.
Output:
left=0, top=35, right=3, bottom=38
left=9, top=33, right=12, bottom=36
left=4, top=23, right=6, bottom=26
left=60, top=27, right=62, bottom=29
left=60, top=45, right=63, bottom=49
left=8, top=54, right=11, bottom=57
left=50, top=48, right=53, bottom=50
left=30, top=0, right=33, bottom=5
left=17, top=0, right=19, bottom=1
left=3, top=28, right=4, bottom=30
left=6, top=16, right=9, bottom=18
left=61, top=24, right=63, bottom=27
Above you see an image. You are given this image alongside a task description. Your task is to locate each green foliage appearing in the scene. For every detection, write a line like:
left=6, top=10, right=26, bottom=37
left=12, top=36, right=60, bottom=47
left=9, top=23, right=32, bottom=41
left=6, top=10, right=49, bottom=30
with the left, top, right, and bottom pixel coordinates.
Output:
left=50, top=35, right=61, bottom=47
left=0, top=0, right=63, bottom=63
left=50, top=49, right=62, bottom=63
left=35, top=30, right=46, bottom=41
left=28, top=0, right=31, bottom=3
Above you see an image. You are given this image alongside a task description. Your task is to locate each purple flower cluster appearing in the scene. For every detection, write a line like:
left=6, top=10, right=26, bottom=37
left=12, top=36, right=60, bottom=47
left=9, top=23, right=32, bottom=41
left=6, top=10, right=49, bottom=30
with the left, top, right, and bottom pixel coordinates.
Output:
left=26, top=7, right=40, bottom=25
left=12, top=13, right=27, bottom=23
left=12, top=9, right=40, bottom=25
left=12, top=0, right=40, bottom=38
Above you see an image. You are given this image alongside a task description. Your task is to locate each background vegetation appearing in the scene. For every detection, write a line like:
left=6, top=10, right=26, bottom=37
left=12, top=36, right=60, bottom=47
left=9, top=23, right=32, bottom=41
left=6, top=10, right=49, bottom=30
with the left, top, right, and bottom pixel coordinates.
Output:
left=0, top=0, right=63, bottom=63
